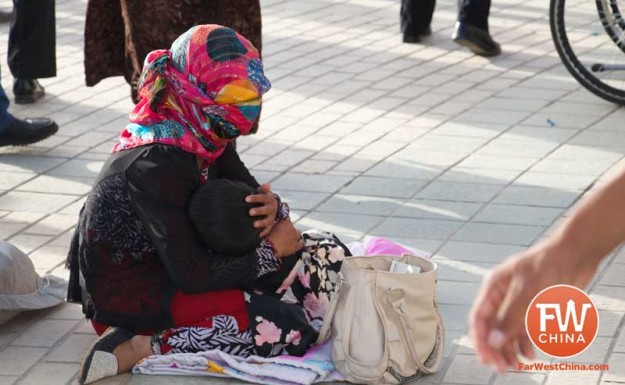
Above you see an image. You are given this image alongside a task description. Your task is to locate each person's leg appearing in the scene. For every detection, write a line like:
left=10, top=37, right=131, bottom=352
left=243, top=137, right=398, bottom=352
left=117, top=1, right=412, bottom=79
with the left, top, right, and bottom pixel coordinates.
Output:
left=9, top=0, right=55, bottom=104
left=453, top=0, right=500, bottom=56
left=0, top=76, right=16, bottom=133
left=400, top=0, right=436, bottom=42
left=457, top=0, right=490, bottom=31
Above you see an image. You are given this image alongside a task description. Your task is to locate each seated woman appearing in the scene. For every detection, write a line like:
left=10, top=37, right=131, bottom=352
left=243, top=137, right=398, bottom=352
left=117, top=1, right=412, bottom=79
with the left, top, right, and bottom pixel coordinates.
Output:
left=66, top=25, right=308, bottom=384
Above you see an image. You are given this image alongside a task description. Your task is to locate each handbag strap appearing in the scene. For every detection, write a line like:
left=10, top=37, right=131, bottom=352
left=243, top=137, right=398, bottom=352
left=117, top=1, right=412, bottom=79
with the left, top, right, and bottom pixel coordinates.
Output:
left=339, top=281, right=389, bottom=381
left=386, top=289, right=445, bottom=374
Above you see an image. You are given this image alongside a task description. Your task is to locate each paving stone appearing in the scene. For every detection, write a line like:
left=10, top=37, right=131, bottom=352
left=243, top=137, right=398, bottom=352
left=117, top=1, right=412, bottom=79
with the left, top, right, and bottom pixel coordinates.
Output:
left=494, top=372, right=545, bottom=385
left=297, top=212, right=383, bottom=237
left=473, top=204, right=563, bottom=226
left=597, top=310, right=624, bottom=337
left=396, top=199, right=483, bottom=221
left=514, top=172, right=597, bottom=191
left=0, top=376, right=18, bottom=385
left=24, top=214, right=78, bottom=236
left=0, top=156, right=66, bottom=174
left=0, top=172, right=35, bottom=190
left=46, top=159, right=105, bottom=178
left=0, top=192, right=78, bottom=214
left=316, top=194, right=402, bottom=216
left=273, top=190, right=329, bottom=211
left=438, top=304, right=471, bottom=331
left=458, top=154, right=539, bottom=171
left=493, top=186, right=580, bottom=208
left=340, top=176, right=428, bottom=198
left=590, top=286, right=625, bottom=311
left=271, top=173, right=352, bottom=193
left=46, top=334, right=96, bottom=363
left=603, top=352, right=625, bottom=382
left=40, top=303, right=84, bottom=321
left=453, top=222, right=544, bottom=246
left=0, top=347, right=47, bottom=376
left=372, top=217, right=463, bottom=240
left=443, top=354, right=494, bottom=384
left=599, top=263, right=625, bottom=287
left=437, top=167, right=522, bottom=185
left=436, top=241, right=524, bottom=263
left=437, top=281, right=481, bottom=306
left=6, top=234, right=53, bottom=255
left=416, top=182, right=504, bottom=203
left=547, top=371, right=601, bottom=385
left=434, top=257, right=495, bottom=283
left=18, top=362, right=79, bottom=385
left=10, top=320, right=77, bottom=348
left=15, top=175, right=93, bottom=195
left=573, top=336, right=611, bottom=363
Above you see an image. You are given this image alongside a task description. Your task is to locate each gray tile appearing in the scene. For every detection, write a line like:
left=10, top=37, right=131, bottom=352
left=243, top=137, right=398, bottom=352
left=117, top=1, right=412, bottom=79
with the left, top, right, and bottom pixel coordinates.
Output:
left=603, top=353, right=625, bottom=382
left=339, top=176, right=428, bottom=198
left=436, top=241, right=525, bottom=263
left=0, top=172, right=35, bottom=190
left=438, top=168, right=522, bottom=185
left=599, top=263, right=625, bottom=287
left=416, top=181, right=504, bottom=203
left=458, top=154, right=538, bottom=171
left=0, top=192, right=78, bottom=213
left=45, top=334, right=97, bottom=363
left=272, top=190, right=329, bottom=211
left=0, top=155, right=66, bottom=174
left=317, top=194, right=402, bottom=216
left=16, top=175, right=93, bottom=195
left=437, top=281, right=481, bottom=305
left=597, top=310, right=624, bottom=337
left=531, top=159, right=614, bottom=176
left=10, top=319, right=77, bottom=347
left=453, top=222, right=544, bottom=246
left=46, top=159, right=105, bottom=178
left=297, top=212, right=383, bottom=237
left=443, top=354, right=494, bottom=384
left=438, top=304, right=471, bottom=331
left=395, top=199, right=483, bottom=221
left=473, top=204, right=563, bottom=226
left=494, top=373, right=545, bottom=385
left=372, top=217, right=463, bottom=240
left=547, top=371, right=601, bottom=385
left=493, top=186, right=581, bottom=208
left=18, top=363, right=79, bottom=385
left=271, top=173, right=352, bottom=193
left=434, top=257, right=495, bottom=282
left=365, top=162, right=445, bottom=180
left=514, top=172, right=597, bottom=191
left=0, top=347, right=47, bottom=376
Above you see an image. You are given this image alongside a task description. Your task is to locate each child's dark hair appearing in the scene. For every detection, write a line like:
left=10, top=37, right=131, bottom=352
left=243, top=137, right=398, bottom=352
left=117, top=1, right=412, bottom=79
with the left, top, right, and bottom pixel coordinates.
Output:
left=189, top=179, right=263, bottom=256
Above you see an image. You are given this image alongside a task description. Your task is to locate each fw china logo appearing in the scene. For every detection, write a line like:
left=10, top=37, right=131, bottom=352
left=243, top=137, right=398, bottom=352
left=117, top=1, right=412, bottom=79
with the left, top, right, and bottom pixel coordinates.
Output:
left=525, top=285, right=599, bottom=358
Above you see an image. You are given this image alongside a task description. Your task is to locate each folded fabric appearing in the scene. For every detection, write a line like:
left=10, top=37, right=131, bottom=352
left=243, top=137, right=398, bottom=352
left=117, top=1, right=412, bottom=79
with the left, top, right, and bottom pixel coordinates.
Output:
left=347, top=236, right=430, bottom=259
left=134, top=340, right=344, bottom=385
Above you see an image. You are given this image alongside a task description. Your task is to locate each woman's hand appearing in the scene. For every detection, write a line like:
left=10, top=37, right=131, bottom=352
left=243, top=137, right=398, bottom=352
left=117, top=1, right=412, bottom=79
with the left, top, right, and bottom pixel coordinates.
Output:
left=266, top=218, right=304, bottom=258
left=246, top=183, right=279, bottom=237
left=469, top=243, right=598, bottom=373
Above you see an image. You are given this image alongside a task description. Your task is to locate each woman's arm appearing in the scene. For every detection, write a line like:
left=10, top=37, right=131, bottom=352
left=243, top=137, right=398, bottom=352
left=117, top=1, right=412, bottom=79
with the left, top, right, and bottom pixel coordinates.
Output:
left=125, top=145, right=269, bottom=293
left=470, top=166, right=625, bottom=372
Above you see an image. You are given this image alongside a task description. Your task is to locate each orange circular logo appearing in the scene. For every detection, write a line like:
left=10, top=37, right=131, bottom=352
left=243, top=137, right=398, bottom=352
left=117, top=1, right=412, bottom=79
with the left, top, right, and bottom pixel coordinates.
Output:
left=525, top=284, right=598, bottom=358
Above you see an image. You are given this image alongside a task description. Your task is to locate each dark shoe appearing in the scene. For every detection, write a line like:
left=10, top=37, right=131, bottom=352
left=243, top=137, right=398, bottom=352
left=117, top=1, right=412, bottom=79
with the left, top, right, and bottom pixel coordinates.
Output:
left=78, top=327, right=135, bottom=384
left=452, top=22, right=501, bottom=57
left=0, top=118, right=58, bottom=147
left=13, top=79, right=45, bottom=104
left=403, top=26, right=432, bottom=44
left=0, top=10, right=11, bottom=23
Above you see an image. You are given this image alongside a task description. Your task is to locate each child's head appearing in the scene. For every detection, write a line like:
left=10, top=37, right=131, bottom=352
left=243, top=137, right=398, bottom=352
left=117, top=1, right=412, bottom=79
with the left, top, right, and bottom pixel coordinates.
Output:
left=189, top=179, right=262, bottom=256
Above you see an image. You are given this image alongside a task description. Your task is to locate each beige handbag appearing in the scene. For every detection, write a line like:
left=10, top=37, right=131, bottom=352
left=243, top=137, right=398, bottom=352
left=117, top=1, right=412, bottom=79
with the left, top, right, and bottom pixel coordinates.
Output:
left=329, top=254, right=444, bottom=384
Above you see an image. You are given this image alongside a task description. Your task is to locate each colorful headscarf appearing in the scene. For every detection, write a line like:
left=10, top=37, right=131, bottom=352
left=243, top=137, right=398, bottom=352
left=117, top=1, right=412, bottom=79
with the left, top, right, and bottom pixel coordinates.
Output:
left=112, top=25, right=271, bottom=162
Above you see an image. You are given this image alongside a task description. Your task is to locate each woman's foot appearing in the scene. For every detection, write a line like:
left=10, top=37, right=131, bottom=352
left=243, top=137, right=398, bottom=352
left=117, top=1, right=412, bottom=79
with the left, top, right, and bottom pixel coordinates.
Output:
left=78, top=328, right=151, bottom=384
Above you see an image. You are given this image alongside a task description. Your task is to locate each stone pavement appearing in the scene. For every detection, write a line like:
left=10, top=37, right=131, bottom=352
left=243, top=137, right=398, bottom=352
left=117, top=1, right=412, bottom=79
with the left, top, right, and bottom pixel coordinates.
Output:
left=1, top=0, right=625, bottom=384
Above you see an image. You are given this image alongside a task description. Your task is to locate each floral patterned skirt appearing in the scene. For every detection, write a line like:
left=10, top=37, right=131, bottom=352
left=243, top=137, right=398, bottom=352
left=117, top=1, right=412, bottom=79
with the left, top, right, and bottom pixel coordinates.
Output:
left=153, top=230, right=348, bottom=357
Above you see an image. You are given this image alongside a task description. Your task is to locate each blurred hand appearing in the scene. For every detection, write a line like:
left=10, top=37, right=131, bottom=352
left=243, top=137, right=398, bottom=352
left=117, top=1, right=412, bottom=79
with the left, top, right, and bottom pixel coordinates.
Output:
left=266, top=217, right=304, bottom=258
left=246, top=183, right=278, bottom=237
left=469, top=245, right=597, bottom=373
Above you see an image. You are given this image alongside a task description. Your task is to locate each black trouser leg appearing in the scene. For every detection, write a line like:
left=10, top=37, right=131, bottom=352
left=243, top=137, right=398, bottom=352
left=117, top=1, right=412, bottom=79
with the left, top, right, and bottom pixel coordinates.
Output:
left=401, top=0, right=436, bottom=37
left=8, top=0, right=56, bottom=79
left=457, top=0, right=491, bottom=31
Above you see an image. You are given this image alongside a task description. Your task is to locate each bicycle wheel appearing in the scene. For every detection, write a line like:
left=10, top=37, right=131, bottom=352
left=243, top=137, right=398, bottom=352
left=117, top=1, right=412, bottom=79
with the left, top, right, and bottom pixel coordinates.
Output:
left=550, top=0, right=625, bottom=104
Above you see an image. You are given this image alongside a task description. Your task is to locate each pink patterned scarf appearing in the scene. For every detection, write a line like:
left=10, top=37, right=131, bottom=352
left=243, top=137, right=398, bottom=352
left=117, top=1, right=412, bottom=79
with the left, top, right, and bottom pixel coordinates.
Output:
left=112, top=25, right=271, bottom=162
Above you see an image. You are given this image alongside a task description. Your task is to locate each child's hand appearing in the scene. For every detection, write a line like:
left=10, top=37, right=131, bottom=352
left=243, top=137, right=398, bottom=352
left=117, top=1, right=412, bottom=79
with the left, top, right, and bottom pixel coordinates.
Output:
left=246, top=183, right=279, bottom=237
left=266, top=218, right=304, bottom=258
